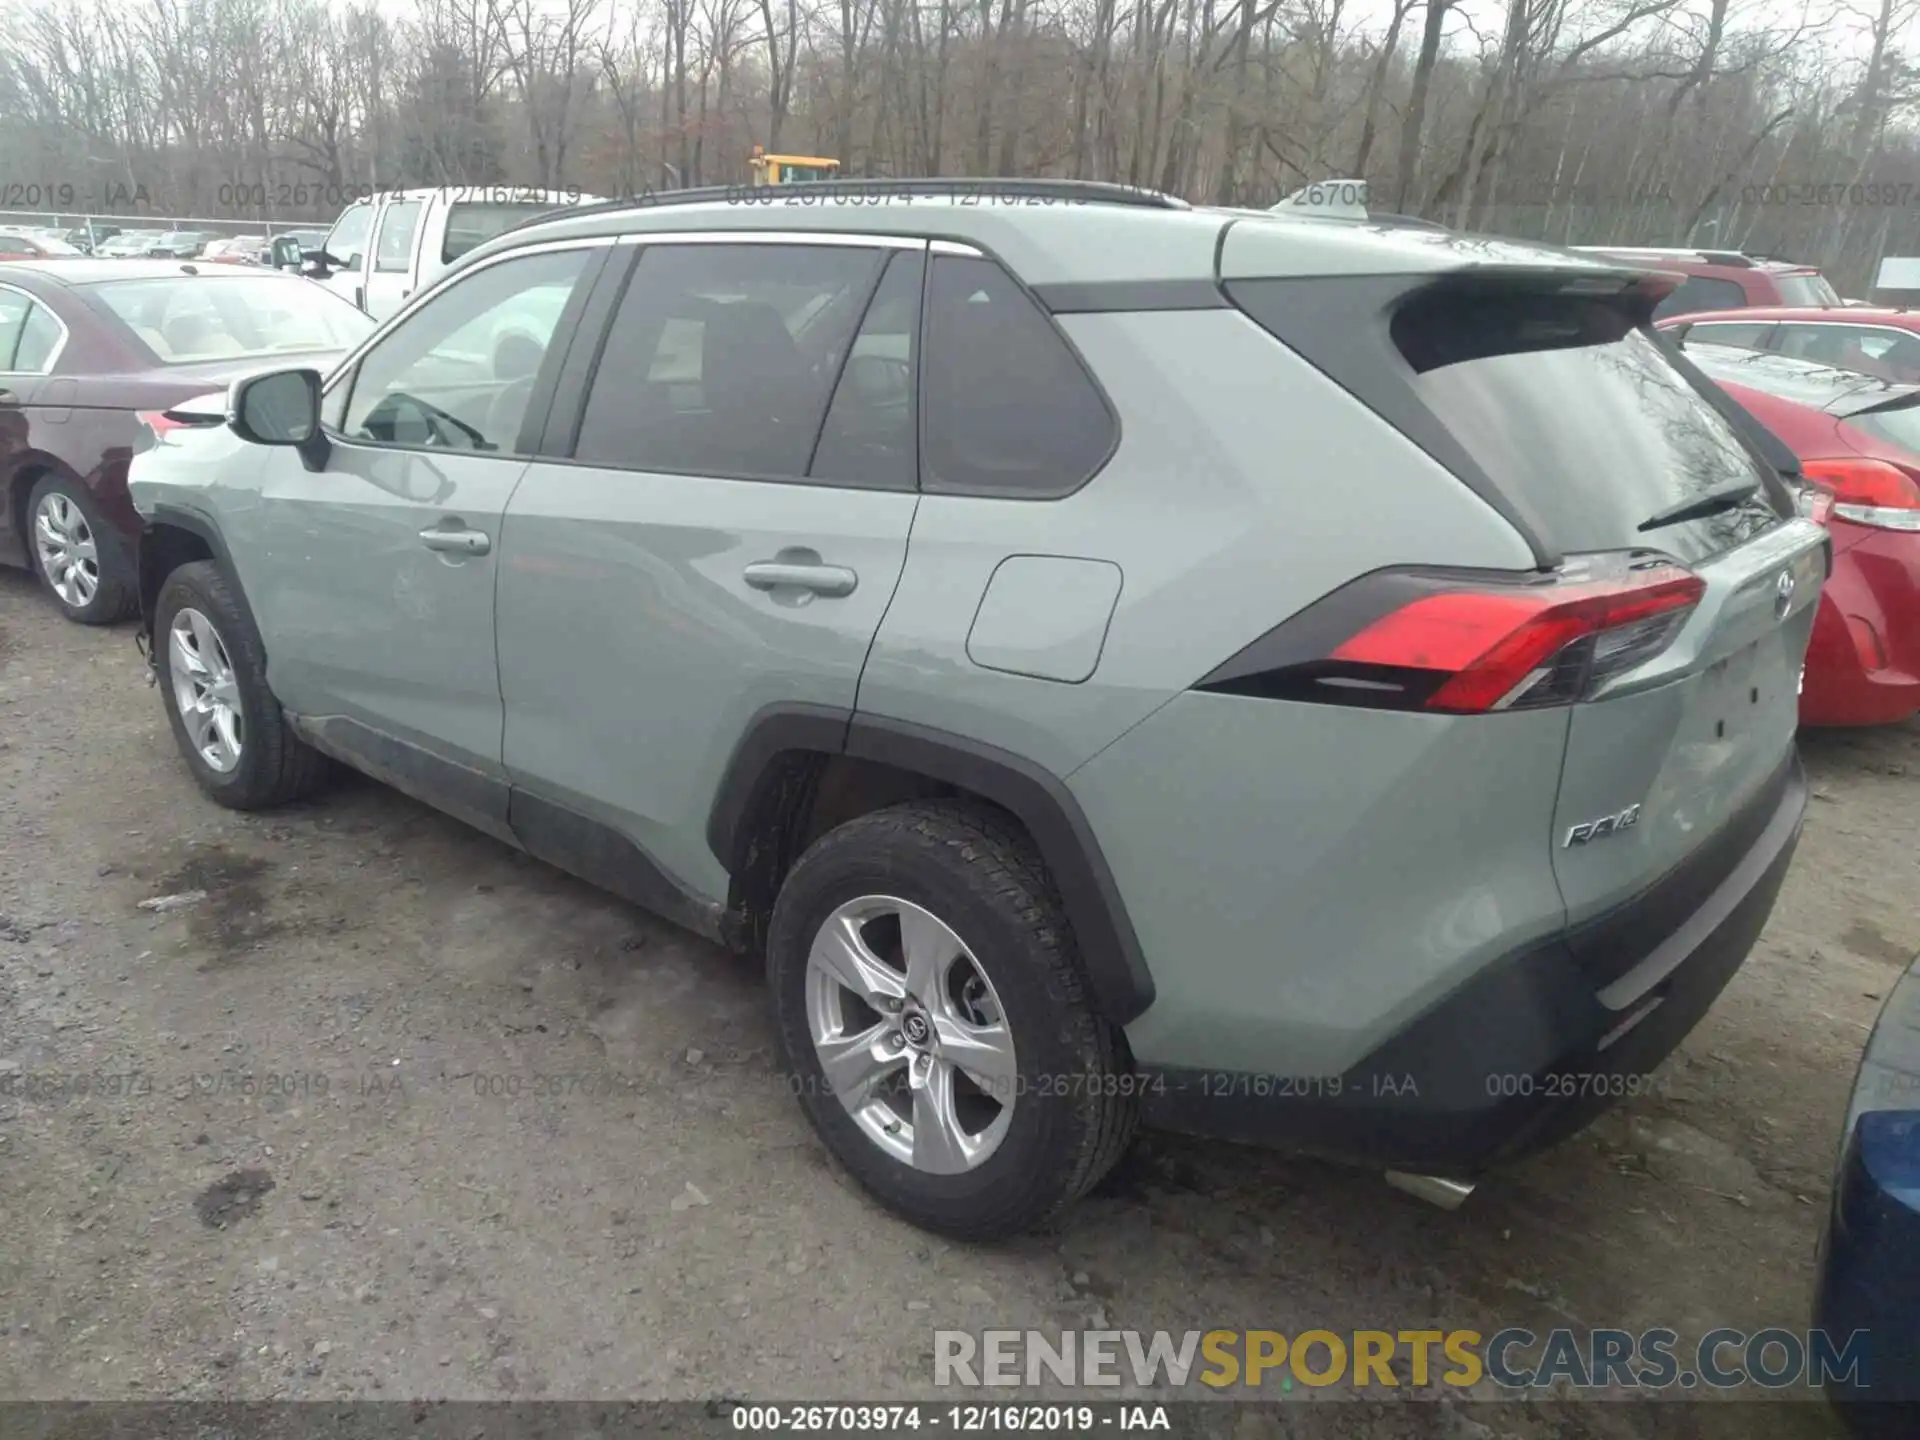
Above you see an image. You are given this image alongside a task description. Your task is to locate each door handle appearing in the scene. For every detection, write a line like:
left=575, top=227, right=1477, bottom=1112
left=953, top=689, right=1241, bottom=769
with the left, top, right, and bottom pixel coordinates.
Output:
left=419, top=526, right=491, bottom=556
left=743, top=561, right=858, bottom=597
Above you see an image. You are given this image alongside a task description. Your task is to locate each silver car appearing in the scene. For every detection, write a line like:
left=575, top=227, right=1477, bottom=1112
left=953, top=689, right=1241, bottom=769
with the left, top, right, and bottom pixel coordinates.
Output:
left=126, top=180, right=1829, bottom=1238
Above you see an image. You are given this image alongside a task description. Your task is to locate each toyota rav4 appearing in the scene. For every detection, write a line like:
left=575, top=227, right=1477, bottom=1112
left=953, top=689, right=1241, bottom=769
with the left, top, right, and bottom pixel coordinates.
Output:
left=127, top=180, right=1827, bottom=1239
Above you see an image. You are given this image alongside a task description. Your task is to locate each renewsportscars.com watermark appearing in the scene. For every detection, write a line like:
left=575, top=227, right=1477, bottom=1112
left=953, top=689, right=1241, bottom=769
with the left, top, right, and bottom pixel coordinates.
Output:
left=934, top=1327, right=1871, bottom=1393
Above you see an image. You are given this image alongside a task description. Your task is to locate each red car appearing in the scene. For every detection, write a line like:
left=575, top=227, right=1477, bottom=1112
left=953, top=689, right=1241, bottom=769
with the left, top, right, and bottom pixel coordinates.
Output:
left=0, top=258, right=374, bottom=622
left=1660, top=304, right=1920, bottom=383
left=1675, top=339, right=1920, bottom=727
left=0, top=231, right=85, bottom=262
left=1579, top=247, right=1841, bottom=319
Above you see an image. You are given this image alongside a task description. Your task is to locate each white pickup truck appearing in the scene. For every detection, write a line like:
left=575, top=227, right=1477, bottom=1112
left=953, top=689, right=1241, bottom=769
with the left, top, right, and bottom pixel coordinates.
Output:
left=292, top=187, right=600, bottom=321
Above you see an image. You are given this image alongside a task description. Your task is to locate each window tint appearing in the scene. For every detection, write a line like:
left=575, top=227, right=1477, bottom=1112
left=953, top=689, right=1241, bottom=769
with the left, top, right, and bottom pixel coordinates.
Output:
left=1652, top=275, right=1748, bottom=319
left=375, top=202, right=423, bottom=274
left=573, top=243, right=884, bottom=480
left=325, top=203, right=373, bottom=267
left=14, top=303, right=62, bottom=371
left=341, top=248, right=588, bottom=453
left=809, top=251, right=923, bottom=490
left=1685, top=322, right=1772, bottom=352
left=1390, top=290, right=1774, bottom=563
left=920, top=255, right=1115, bottom=497
left=0, top=289, right=31, bottom=369
left=1842, top=405, right=1920, bottom=460
left=443, top=203, right=564, bottom=264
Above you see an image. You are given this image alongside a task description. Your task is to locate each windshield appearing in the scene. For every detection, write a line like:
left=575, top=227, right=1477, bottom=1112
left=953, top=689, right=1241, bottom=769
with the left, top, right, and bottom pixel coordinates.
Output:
left=83, top=275, right=376, bottom=365
left=442, top=203, right=565, bottom=264
left=780, top=165, right=836, bottom=182
left=1775, top=273, right=1842, bottom=307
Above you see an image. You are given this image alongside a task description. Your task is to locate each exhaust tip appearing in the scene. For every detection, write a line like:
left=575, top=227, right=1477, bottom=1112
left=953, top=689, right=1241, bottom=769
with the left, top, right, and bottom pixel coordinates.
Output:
left=1385, top=1171, right=1477, bottom=1210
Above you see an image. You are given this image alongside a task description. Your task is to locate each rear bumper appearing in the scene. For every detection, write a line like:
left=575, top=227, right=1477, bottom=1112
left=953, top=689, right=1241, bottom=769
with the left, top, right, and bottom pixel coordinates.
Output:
left=1137, top=754, right=1806, bottom=1174
left=1800, top=527, right=1920, bottom=728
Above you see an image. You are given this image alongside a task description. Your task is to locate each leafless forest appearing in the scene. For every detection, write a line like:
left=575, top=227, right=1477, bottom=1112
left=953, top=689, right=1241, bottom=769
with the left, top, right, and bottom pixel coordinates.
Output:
left=3, top=0, right=1920, bottom=289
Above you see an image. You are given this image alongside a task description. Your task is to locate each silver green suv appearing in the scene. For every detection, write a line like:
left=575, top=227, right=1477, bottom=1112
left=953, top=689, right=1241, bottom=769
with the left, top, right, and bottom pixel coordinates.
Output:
left=128, top=181, right=1828, bottom=1239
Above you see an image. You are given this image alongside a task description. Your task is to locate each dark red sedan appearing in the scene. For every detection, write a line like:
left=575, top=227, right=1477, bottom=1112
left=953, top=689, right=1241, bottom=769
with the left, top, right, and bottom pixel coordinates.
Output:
left=0, top=259, right=373, bottom=622
left=1676, top=339, right=1920, bottom=727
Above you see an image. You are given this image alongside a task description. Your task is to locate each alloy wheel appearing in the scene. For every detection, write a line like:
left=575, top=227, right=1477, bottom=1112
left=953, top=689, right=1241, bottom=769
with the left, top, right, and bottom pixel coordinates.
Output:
left=33, top=492, right=100, bottom=609
left=168, top=608, right=245, bottom=774
left=804, top=895, right=1018, bottom=1173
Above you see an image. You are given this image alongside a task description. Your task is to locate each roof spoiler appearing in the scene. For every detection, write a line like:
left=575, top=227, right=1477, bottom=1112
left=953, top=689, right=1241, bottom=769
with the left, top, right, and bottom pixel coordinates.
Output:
left=1273, top=180, right=1370, bottom=221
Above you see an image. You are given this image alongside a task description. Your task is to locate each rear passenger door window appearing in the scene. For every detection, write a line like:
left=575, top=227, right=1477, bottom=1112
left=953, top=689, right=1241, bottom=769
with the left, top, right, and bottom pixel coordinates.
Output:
left=920, top=255, right=1116, bottom=497
left=374, top=202, right=424, bottom=274
left=572, top=242, right=886, bottom=481
left=809, top=251, right=924, bottom=490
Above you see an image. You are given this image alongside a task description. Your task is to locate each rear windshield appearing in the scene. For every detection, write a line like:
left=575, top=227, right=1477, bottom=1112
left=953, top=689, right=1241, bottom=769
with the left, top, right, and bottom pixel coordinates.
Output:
left=443, top=203, right=563, bottom=264
left=83, top=275, right=376, bottom=365
left=1391, top=290, right=1778, bottom=561
left=1842, top=402, right=1920, bottom=459
left=1774, top=272, right=1841, bottom=307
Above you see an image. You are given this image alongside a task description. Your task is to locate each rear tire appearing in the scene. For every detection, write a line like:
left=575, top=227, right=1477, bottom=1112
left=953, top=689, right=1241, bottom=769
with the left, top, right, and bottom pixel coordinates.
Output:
left=154, top=560, right=330, bottom=810
left=27, top=475, right=135, bottom=625
left=766, top=799, right=1137, bottom=1239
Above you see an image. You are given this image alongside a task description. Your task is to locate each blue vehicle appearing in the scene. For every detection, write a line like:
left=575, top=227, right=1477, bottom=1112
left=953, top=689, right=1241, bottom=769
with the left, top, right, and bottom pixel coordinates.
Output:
left=1816, top=951, right=1920, bottom=1434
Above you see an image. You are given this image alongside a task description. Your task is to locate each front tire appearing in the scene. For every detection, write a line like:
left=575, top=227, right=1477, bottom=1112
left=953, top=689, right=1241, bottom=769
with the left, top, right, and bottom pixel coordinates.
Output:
left=154, top=560, right=329, bottom=810
left=766, top=800, right=1137, bottom=1239
left=27, top=475, right=135, bottom=624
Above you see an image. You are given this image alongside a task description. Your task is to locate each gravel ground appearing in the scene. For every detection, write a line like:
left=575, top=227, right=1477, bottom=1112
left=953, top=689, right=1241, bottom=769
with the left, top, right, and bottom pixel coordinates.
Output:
left=1, top=565, right=1914, bottom=1438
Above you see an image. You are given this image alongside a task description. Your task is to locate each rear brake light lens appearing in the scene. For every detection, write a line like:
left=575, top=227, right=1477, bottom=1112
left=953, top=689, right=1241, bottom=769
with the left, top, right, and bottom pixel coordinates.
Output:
left=1198, top=560, right=1707, bottom=715
left=1800, top=457, right=1920, bottom=531
left=136, top=410, right=192, bottom=438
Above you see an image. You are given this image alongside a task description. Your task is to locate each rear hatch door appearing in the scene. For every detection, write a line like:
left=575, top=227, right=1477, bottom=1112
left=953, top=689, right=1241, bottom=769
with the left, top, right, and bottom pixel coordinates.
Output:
left=1221, top=238, right=1828, bottom=934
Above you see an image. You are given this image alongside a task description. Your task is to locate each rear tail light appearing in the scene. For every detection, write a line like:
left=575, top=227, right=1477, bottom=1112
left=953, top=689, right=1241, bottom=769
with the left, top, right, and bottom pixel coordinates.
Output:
left=1800, top=457, right=1920, bottom=532
left=1197, top=558, right=1707, bottom=715
left=136, top=394, right=225, bottom=443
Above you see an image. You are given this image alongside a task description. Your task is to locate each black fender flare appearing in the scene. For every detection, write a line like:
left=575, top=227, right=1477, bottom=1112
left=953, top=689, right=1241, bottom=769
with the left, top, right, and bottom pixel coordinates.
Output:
left=137, top=504, right=260, bottom=652
left=708, top=706, right=1156, bottom=1026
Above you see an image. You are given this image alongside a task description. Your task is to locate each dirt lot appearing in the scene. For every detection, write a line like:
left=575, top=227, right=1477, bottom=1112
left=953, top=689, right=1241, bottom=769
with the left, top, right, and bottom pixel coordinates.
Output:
left=1, top=565, right=1915, bottom=1437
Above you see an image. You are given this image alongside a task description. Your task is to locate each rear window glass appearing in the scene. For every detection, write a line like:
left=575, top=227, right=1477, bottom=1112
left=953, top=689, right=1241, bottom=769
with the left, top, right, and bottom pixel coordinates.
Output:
left=1654, top=275, right=1748, bottom=319
left=1842, top=404, right=1920, bottom=460
left=1393, top=290, right=1776, bottom=561
left=1774, top=273, right=1841, bottom=307
left=83, top=275, right=376, bottom=364
left=443, top=204, right=564, bottom=264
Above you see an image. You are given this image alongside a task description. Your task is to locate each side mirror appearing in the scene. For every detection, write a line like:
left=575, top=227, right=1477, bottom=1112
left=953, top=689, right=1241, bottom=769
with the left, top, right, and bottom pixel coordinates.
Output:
left=230, top=368, right=323, bottom=448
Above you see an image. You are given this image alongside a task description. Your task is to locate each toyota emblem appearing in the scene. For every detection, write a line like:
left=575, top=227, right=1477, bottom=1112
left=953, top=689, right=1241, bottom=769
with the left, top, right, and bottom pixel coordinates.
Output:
left=1774, top=569, right=1796, bottom=619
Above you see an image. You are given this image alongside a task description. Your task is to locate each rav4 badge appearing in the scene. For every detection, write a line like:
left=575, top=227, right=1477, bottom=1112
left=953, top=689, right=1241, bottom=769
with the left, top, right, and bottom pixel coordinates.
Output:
left=1564, top=804, right=1643, bottom=848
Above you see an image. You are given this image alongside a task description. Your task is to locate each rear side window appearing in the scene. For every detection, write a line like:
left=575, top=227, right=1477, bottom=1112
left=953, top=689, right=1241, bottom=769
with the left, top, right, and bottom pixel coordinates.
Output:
left=14, top=303, right=62, bottom=371
left=1391, top=289, right=1775, bottom=562
left=1841, top=404, right=1920, bottom=460
left=1653, top=275, right=1747, bottom=319
left=920, top=256, right=1116, bottom=497
left=573, top=242, right=884, bottom=481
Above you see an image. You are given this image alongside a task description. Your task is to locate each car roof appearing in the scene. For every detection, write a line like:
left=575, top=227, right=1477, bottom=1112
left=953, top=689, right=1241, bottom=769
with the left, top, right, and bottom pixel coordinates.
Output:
left=1684, top=341, right=1920, bottom=415
left=475, top=179, right=1636, bottom=288
left=1662, top=305, right=1918, bottom=327
left=0, top=258, right=297, bottom=285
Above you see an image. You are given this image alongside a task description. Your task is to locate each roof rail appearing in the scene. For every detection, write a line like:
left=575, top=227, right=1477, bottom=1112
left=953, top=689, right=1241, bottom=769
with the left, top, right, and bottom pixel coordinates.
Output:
left=502, top=177, right=1190, bottom=235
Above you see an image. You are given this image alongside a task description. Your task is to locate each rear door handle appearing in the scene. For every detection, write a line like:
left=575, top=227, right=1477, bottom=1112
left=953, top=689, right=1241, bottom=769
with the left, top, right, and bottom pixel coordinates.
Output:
left=743, top=561, right=858, bottom=597
left=419, top=526, right=491, bottom=556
